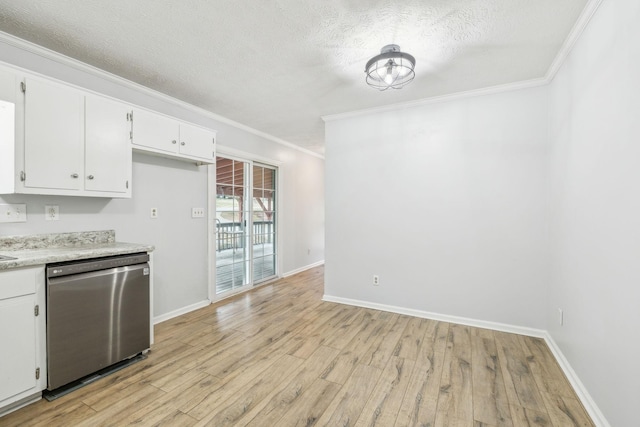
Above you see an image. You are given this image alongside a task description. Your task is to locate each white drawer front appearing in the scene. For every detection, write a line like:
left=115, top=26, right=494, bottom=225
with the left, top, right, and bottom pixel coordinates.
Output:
left=0, top=267, right=37, bottom=300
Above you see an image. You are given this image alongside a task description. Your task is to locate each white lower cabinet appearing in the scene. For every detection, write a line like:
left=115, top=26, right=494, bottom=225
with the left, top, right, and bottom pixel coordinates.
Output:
left=0, top=267, right=46, bottom=416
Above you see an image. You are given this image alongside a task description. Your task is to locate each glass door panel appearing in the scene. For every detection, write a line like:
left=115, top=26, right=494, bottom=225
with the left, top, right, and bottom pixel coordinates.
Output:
left=215, top=157, right=250, bottom=295
left=252, top=165, right=277, bottom=283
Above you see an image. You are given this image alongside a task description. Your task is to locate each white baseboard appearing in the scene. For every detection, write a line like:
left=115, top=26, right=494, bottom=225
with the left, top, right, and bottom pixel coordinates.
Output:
left=323, top=294, right=610, bottom=427
left=0, top=392, right=42, bottom=417
left=322, top=294, right=546, bottom=338
left=543, top=333, right=611, bottom=427
left=153, top=299, right=211, bottom=324
left=282, top=260, right=325, bottom=278
left=153, top=262, right=324, bottom=322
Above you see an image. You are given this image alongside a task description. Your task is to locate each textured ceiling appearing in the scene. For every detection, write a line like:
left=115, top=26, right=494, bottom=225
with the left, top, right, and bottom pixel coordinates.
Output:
left=0, top=0, right=589, bottom=155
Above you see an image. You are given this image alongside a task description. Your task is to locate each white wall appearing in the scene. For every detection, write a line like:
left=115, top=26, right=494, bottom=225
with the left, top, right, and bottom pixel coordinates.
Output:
left=547, top=0, right=640, bottom=425
left=325, top=86, right=550, bottom=329
left=0, top=38, right=325, bottom=318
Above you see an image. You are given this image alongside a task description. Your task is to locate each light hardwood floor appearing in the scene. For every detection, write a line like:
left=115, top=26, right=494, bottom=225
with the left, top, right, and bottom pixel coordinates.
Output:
left=1, top=266, right=594, bottom=426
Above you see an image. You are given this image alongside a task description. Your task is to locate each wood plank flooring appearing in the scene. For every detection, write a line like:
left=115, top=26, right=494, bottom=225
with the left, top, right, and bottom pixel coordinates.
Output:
left=0, top=265, right=595, bottom=426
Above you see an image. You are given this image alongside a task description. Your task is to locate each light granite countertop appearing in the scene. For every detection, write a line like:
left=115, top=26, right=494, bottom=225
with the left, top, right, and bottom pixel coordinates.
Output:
left=0, top=230, right=154, bottom=271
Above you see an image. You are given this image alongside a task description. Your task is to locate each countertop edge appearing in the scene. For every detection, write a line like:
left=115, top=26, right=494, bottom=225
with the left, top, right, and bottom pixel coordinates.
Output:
left=0, top=243, right=155, bottom=271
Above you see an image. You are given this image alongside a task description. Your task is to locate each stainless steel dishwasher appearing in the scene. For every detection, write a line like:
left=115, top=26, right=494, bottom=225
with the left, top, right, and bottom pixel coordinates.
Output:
left=46, top=253, right=150, bottom=392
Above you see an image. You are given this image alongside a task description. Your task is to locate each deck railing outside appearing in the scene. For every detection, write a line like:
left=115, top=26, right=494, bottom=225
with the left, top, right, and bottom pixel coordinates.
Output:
left=216, top=220, right=274, bottom=251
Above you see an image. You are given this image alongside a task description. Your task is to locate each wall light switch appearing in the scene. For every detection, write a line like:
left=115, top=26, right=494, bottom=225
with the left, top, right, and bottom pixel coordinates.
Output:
left=150, top=208, right=158, bottom=219
left=0, top=204, right=27, bottom=223
left=45, top=205, right=59, bottom=221
left=191, top=207, right=205, bottom=218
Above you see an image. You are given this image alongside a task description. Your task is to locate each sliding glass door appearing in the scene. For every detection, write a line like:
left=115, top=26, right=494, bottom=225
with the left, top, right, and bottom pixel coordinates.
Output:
left=215, top=156, right=277, bottom=296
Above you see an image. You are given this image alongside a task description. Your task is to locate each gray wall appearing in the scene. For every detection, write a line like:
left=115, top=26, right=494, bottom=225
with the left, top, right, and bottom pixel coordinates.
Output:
left=325, top=86, right=550, bottom=329
left=0, top=38, right=325, bottom=318
left=547, top=0, right=640, bottom=425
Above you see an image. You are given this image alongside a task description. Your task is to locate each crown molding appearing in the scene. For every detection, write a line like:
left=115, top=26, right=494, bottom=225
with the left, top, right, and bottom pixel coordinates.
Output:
left=0, top=30, right=324, bottom=160
left=323, top=0, right=604, bottom=123
left=322, top=78, right=548, bottom=122
left=0, top=0, right=603, bottom=152
left=545, top=0, right=604, bottom=81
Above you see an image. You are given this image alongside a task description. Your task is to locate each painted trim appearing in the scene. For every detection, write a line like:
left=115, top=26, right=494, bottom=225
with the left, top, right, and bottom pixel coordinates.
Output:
left=153, top=299, right=210, bottom=325
left=217, top=144, right=283, bottom=167
left=322, top=78, right=548, bottom=122
left=283, top=260, right=325, bottom=278
left=544, top=0, right=604, bottom=81
left=322, top=294, right=546, bottom=338
left=0, top=30, right=323, bottom=160
left=543, top=333, right=611, bottom=427
left=0, top=0, right=602, bottom=153
left=322, top=0, right=604, bottom=123
left=323, top=294, right=610, bottom=427
left=0, top=392, right=42, bottom=417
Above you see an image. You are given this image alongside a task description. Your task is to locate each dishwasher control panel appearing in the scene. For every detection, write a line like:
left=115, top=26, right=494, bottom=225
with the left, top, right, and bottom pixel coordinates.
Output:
left=47, top=253, right=149, bottom=278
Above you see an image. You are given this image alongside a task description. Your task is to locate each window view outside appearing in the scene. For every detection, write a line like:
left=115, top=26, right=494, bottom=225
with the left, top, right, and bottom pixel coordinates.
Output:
left=215, top=156, right=276, bottom=295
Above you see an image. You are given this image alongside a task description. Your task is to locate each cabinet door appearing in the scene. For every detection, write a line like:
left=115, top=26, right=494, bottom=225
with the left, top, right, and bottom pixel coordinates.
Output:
left=24, top=78, right=84, bottom=190
left=0, top=294, right=36, bottom=402
left=132, top=108, right=179, bottom=154
left=85, top=96, right=131, bottom=194
left=179, top=122, right=215, bottom=161
left=0, top=68, right=17, bottom=195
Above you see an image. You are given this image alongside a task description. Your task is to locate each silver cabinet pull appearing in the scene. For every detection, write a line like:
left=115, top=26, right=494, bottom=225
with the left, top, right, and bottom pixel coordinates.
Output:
left=172, top=140, right=177, bottom=144
left=181, top=141, right=186, bottom=146
left=71, top=173, right=79, bottom=178
left=87, top=175, right=94, bottom=180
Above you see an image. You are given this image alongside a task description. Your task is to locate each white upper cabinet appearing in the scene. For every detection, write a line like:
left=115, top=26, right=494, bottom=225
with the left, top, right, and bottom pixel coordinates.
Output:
left=0, top=62, right=215, bottom=199
left=131, top=108, right=180, bottom=154
left=85, top=95, right=132, bottom=194
left=0, top=70, right=132, bottom=198
left=24, top=77, right=84, bottom=191
left=131, top=108, right=216, bottom=164
left=178, top=122, right=216, bottom=160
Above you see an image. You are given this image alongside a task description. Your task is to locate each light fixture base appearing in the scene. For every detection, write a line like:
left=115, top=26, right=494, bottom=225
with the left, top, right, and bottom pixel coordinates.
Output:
left=365, top=44, right=416, bottom=91
left=380, top=44, right=401, bottom=54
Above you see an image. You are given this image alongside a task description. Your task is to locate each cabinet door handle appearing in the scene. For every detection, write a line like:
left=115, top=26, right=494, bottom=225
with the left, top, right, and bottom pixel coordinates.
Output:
left=172, top=140, right=177, bottom=144
left=87, top=175, right=94, bottom=180
left=181, top=141, right=186, bottom=146
left=71, top=173, right=79, bottom=178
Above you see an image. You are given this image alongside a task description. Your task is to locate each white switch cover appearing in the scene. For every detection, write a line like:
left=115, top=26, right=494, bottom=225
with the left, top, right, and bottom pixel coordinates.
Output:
left=45, top=205, right=59, bottom=221
left=191, top=207, right=205, bottom=218
left=0, top=204, right=27, bottom=223
left=150, top=208, right=158, bottom=218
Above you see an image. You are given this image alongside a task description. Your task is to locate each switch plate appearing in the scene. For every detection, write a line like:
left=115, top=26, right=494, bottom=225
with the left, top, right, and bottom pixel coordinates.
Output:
left=373, top=275, right=380, bottom=286
left=150, top=208, right=158, bottom=219
left=0, top=204, right=27, bottom=223
left=45, top=205, right=59, bottom=221
left=191, top=207, right=205, bottom=218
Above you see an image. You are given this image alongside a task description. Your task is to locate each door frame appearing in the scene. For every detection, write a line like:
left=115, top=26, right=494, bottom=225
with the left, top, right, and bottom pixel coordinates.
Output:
left=208, top=145, right=283, bottom=302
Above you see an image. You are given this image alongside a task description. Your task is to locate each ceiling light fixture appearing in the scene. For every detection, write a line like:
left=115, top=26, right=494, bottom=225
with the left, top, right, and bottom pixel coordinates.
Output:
left=365, top=44, right=416, bottom=91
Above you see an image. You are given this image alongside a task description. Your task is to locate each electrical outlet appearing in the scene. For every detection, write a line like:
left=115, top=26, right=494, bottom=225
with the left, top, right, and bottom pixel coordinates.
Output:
left=373, top=275, right=380, bottom=286
left=0, top=204, right=27, bottom=223
left=191, top=207, right=205, bottom=218
left=45, top=205, right=59, bottom=221
left=558, top=308, right=564, bottom=326
left=150, top=208, right=158, bottom=219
